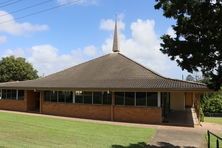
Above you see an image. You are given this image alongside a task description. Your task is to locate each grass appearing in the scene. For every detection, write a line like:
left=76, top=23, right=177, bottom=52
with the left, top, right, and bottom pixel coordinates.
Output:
left=205, top=117, right=222, bottom=147
left=208, top=134, right=222, bottom=148
left=204, top=117, right=222, bottom=125
left=0, top=112, right=155, bottom=148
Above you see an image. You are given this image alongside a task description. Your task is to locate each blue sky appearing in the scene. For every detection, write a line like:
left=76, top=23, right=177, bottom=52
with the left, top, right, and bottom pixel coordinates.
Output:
left=0, top=0, right=190, bottom=79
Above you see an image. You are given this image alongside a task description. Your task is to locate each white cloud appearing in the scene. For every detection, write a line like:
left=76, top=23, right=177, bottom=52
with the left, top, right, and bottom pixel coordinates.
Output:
left=101, top=19, right=180, bottom=76
left=100, top=19, right=125, bottom=31
left=57, top=0, right=98, bottom=5
left=4, top=44, right=100, bottom=76
left=4, top=48, right=25, bottom=57
left=0, top=11, right=48, bottom=35
left=2, top=18, right=187, bottom=79
left=0, top=36, right=6, bottom=44
left=166, top=27, right=176, bottom=38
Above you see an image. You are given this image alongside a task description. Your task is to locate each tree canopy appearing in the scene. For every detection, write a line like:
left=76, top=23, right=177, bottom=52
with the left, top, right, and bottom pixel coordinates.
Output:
left=155, top=0, right=222, bottom=90
left=0, top=56, right=38, bottom=82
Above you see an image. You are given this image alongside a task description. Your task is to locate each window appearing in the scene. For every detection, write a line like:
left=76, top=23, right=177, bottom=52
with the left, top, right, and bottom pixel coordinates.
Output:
left=44, top=91, right=51, bottom=102
left=58, top=91, right=65, bottom=102
left=103, top=92, right=112, bottom=105
left=2, top=89, right=6, bottom=99
left=147, top=92, right=158, bottom=107
left=83, top=91, right=92, bottom=104
left=136, top=92, right=146, bottom=106
left=93, top=92, right=102, bottom=104
left=115, top=92, right=124, bottom=105
left=1, top=89, right=24, bottom=100
left=75, top=91, right=83, bottom=103
left=18, top=90, right=24, bottom=100
left=51, top=91, right=58, bottom=102
left=65, top=91, right=73, bottom=103
left=125, top=92, right=135, bottom=106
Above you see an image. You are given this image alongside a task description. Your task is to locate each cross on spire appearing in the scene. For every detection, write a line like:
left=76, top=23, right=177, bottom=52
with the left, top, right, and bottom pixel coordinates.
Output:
left=112, top=18, right=120, bottom=52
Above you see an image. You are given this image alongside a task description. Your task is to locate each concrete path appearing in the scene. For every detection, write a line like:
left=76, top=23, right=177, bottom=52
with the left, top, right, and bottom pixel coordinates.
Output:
left=1, top=110, right=222, bottom=148
left=148, top=127, right=206, bottom=148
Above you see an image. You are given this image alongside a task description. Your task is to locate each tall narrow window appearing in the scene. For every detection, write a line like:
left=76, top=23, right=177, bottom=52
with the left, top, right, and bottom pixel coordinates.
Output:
left=136, top=92, right=146, bottom=106
left=83, top=91, right=92, bottom=104
left=44, top=91, right=51, bottom=102
left=51, top=91, right=58, bottom=102
left=75, top=91, right=83, bottom=103
left=125, top=92, right=135, bottom=106
left=2, top=89, right=7, bottom=99
left=147, top=92, right=158, bottom=107
left=58, top=91, right=65, bottom=102
left=103, top=92, right=112, bottom=105
left=18, top=90, right=24, bottom=100
left=93, top=92, right=102, bottom=104
left=65, top=91, right=73, bottom=103
left=115, top=92, right=124, bottom=105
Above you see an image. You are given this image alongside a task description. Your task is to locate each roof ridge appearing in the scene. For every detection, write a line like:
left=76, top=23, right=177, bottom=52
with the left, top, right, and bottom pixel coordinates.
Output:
left=41, top=53, right=112, bottom=80
left=118, top=53, right=206, bottom=86
left=118, top=53, right=165, bottom=78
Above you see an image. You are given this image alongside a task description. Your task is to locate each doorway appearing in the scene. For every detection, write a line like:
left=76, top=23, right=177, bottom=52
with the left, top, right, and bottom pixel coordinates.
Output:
left=27, top=90, right=40, bottom=112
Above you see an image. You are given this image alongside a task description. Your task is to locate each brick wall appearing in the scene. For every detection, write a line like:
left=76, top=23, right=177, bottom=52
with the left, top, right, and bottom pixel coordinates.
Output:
left=42, top=99, right=162, bottom=124
left=42, top=102, right=112, bottom=121
left=0, top=99, right=27, bottom=111
left=114, top=106, right=162, bottom=124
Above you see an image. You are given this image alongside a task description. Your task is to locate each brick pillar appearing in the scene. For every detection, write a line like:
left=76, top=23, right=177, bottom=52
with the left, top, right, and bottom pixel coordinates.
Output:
left=24, top=90, right=28, bottom=111
left=39, top=91, right=43, bottom=114
left=111, top=91, right=115, bottom=121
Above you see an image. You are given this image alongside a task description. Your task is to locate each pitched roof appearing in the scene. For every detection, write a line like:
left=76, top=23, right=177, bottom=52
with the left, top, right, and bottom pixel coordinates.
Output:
left=0, top=53, right=208, bottom=91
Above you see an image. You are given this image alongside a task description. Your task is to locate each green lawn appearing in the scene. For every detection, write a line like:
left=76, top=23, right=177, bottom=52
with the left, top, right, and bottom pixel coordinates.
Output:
left=208, top=134, right=222, bottom=148
left=205, top=117, right=222, bottom=125
left=0, top=112, right=155, bottom=148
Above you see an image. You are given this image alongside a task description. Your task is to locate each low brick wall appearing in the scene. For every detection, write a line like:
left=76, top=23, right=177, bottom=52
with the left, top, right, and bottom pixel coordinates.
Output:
left=0, top=99, right=27, bottom=112
left=114, top=106, right=162, bottom=124
left=42, top=102, right=112, bottom=121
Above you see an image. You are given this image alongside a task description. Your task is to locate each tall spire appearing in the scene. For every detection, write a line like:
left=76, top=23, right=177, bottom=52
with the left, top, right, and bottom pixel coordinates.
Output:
left=112, top=18, right=120, bottom=52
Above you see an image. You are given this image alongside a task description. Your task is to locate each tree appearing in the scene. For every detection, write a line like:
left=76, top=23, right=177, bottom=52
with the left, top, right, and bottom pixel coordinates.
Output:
left=186, top=74, right=195, bottom=81
left=155, top=0, right=222, bottom=90
left=0, top=56, right=38, bottom=82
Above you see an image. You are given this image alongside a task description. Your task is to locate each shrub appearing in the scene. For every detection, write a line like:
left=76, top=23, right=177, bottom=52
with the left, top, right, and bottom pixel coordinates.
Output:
left=202, top=94, right=222, bottom=114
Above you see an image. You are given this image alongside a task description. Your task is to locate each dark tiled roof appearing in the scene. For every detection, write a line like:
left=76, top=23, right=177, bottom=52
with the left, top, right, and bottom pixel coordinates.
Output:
left=0, top=53, right=208, bottom=91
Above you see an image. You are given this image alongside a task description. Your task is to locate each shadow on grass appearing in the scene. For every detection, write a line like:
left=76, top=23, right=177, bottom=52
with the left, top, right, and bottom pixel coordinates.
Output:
left=112, top=142, right=198, bottom=148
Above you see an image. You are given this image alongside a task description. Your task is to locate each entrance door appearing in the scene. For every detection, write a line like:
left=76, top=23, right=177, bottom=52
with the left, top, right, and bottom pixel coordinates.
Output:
left=27, top=90, right=40, bottom=112
left=161, top=92, right=170, bottom=121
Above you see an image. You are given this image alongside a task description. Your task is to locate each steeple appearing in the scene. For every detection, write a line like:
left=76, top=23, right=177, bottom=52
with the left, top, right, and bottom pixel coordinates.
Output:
left=112, top=19, right=120, bottom=52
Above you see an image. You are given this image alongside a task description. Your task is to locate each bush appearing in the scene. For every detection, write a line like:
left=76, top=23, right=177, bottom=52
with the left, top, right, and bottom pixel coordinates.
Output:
left=200, top=107, right=204, bottom=122
left=202, top=93, right=222, bottom=114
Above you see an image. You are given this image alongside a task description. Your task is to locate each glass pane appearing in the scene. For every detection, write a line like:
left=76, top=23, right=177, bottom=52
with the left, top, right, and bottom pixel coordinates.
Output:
left=44, top=91, right=51, bottom=102
left=83, top=91, right=92, bottom=104
left=103, top=92, right=112, bottom=105
left=2, top=89, right=7, bottom=99
left=11, top=90, right=17, bottom=99
left=18, top=90, right=24, bottom=100
left=65, top=91, right=73, bottom=103
left=147, top=92, right=157, bottom=107
left=115, top=92, right=124, bottom=105
left=93, top=92, right=102, bottom=104
left=125, top=92, right=135, bottom=106
left=75, top=92, right=83, bottom=103
left=7, top=90, right=12, bottom=99
left=58, top=91, right=65, bottom=102
left=136, top=92, right=146, bottom=106
left=51, top=91, right=57, bottom=102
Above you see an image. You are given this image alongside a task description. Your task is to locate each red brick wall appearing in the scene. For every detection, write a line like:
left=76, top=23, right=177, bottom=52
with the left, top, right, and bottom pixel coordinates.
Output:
left=42, top=102, right=112, bottom=121
left=0, top=99, right=27, bottom=111
left=114, top=106, right=162, bottom=124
